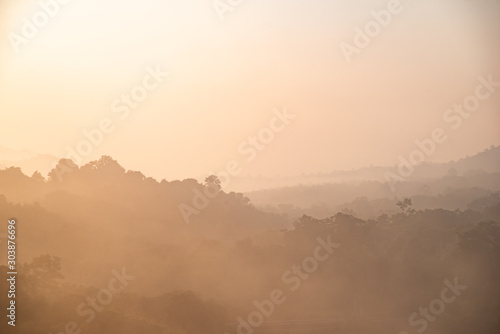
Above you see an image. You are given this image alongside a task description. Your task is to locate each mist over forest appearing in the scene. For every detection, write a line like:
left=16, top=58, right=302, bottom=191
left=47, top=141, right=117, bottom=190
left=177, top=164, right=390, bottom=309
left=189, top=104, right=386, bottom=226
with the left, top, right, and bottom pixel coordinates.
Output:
left=2, top=0, right=500, bottom=333
left=1, top=146, right=499, bottom=334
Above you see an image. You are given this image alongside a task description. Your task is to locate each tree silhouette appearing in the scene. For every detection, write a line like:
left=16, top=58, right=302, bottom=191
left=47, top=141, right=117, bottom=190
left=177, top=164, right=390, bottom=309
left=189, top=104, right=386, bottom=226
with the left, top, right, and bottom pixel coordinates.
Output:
left=205, top=175, right=222, bottom=192
left=396, top=198, right=415, bottom=215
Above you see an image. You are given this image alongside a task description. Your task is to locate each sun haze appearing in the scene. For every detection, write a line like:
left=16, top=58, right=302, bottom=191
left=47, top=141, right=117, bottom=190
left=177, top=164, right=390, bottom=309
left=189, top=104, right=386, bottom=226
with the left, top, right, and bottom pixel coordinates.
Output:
left=1, top=0, right=499, bottom=182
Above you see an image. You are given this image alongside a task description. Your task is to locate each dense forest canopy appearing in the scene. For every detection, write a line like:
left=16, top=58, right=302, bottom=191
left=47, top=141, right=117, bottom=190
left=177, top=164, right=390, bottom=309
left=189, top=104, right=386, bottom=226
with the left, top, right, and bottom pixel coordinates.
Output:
left=0, top=154, right=499, bottom=334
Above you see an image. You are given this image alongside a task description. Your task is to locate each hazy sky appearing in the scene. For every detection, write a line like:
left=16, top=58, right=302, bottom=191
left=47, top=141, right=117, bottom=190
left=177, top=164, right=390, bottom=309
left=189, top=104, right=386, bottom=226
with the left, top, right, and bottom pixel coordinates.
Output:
left=1, top=0, right=499, bottom=180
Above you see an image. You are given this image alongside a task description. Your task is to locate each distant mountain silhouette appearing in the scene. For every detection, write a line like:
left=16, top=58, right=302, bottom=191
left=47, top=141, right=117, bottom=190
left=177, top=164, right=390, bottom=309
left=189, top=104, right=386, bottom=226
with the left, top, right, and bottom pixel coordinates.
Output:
left=230, top=145, right=500, bottom=192
left=0, top=146, right=58, bottom=176
left=446, top=145, right=500, bottom=173
left=1, top=144, right=499, bottom=192
left=0, top=145, right=38, bottom=160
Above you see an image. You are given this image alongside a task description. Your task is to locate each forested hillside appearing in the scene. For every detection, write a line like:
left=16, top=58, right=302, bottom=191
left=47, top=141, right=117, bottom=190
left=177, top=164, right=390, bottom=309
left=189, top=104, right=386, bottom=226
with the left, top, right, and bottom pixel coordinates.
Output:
left=1, top=156, right=499, bottom=334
